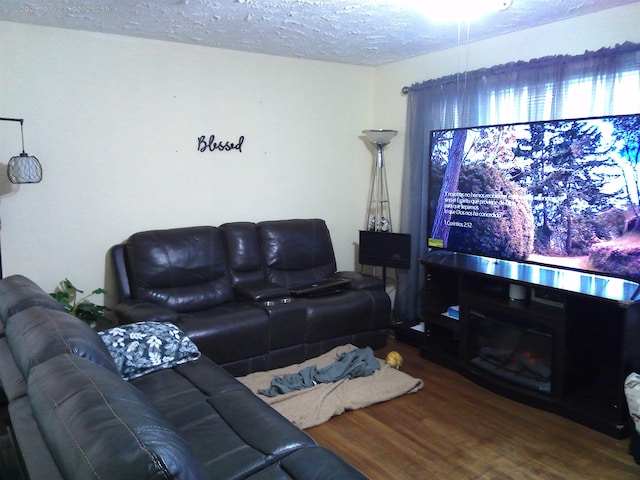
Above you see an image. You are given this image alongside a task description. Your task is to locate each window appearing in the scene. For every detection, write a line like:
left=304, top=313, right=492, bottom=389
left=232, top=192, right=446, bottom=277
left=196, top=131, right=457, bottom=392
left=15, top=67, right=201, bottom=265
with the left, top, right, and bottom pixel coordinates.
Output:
left=396, top=43, right=640, bottom=323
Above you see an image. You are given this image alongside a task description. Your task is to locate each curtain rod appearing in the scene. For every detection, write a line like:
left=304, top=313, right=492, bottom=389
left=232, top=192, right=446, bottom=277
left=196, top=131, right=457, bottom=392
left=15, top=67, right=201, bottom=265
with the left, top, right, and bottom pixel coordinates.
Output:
left=401, top=42, right=639, bottom=96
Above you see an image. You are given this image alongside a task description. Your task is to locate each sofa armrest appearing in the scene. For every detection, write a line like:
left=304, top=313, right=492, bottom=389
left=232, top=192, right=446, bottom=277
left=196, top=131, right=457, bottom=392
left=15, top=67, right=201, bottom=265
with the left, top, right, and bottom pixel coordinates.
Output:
left=29, top=354, right=208, bottom=480
left=9, top=397, right=65, bottom=480
left=114, top=299, right=179, bottom=325
left=0, top=275, right=64, bottom=327
left=234, top=281, right=291, bottom=302
left=333, top=271, right=385, bottom=291
left=109, top=244, right=132, bottom=302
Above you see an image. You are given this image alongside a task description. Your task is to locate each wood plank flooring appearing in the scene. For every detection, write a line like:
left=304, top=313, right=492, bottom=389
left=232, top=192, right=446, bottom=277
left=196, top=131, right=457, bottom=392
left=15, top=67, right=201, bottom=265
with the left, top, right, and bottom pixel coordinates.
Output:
left=306, top=336, right=639, bottom=479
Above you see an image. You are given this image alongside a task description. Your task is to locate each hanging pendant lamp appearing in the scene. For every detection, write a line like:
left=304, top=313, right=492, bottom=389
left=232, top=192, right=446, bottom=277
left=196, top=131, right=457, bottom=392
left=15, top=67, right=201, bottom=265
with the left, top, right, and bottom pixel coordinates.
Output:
left=1, top=117, right=42, bottom=184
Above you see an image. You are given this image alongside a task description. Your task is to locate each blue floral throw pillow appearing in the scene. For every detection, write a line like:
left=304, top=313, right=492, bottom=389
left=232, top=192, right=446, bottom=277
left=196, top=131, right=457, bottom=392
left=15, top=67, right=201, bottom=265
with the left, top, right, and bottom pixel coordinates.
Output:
left=98, top=321, right=201, bottom=380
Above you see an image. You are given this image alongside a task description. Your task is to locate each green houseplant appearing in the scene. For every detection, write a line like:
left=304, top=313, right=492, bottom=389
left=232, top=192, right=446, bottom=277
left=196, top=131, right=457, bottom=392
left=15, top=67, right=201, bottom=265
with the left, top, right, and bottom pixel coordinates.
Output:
left=50, top=278, right=111, bottom=328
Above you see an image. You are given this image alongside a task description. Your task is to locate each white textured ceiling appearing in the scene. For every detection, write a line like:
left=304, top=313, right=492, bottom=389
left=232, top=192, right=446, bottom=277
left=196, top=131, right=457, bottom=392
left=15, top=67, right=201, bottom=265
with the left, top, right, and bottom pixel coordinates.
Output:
left=1, top=0, right=637, bottom=66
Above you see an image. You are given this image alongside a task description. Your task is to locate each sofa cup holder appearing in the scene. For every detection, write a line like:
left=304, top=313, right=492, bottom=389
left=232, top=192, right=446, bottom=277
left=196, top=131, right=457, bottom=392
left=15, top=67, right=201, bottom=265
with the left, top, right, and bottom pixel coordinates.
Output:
left=263, top=297, right=294, bottom=307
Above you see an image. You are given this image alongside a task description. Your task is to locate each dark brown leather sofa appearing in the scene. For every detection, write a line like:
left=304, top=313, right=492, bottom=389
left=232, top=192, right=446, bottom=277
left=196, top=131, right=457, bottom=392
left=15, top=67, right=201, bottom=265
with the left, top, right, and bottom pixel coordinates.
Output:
left=109, top=218, right=392, bottom=376
left=0, top=275, right=369, bottom=480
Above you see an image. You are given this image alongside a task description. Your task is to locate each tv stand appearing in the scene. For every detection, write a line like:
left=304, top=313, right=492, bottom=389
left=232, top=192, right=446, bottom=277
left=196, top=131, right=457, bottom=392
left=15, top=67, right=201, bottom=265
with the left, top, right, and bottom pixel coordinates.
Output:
left=419, top=252, right=639, bottom=439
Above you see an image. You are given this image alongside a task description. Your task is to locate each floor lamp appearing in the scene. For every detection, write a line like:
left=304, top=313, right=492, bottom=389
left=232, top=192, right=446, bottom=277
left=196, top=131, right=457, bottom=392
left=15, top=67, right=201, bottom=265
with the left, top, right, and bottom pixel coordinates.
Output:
left=362, top=129, right=397, bottom=232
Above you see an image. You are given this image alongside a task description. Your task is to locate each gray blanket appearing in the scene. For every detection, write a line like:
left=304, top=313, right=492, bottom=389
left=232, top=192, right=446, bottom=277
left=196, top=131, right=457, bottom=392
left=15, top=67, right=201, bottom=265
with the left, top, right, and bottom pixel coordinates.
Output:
left=259, top=346, right=379, bottom=397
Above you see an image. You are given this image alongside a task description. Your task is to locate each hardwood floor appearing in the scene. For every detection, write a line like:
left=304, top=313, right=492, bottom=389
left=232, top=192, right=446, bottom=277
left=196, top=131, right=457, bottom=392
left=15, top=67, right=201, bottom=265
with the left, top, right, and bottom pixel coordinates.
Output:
left=306, top=336, right=639, bottom=479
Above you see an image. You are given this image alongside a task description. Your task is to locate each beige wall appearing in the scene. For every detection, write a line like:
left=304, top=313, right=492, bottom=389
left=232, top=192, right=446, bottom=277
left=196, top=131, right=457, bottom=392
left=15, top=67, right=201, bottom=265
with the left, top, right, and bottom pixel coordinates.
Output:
left=0, top=2, right=639, bottom=295
left=0, top=22, right=374, bottom=293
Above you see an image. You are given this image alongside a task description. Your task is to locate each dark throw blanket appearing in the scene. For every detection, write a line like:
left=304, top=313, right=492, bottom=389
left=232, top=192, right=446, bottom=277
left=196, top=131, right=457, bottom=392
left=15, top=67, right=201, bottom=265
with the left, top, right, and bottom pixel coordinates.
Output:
left=259, top=347, right=379, bottom=397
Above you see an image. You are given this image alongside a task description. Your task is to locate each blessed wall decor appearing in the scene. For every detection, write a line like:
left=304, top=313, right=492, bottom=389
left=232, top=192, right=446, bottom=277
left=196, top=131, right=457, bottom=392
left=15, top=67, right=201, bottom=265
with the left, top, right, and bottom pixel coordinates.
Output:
left=197, top=134, right=245, bottom=153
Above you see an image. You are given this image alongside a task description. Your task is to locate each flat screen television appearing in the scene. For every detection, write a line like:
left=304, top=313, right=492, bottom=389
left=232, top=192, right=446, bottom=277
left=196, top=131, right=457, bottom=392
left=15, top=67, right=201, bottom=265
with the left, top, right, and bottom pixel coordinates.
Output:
left=426, top=113, right=640, bottom=283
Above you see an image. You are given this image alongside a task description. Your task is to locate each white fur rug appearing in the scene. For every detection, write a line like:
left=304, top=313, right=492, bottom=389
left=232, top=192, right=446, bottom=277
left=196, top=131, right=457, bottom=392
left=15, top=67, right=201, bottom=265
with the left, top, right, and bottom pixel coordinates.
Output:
left=237, top=344, right=424, bottom=429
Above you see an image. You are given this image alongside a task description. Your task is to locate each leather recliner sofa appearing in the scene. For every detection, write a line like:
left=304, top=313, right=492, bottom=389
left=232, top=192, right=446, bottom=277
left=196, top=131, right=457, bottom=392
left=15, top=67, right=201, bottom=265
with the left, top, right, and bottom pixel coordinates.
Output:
left=109, top=219, right=392, bottom=376
left=0, top=274, right=369, bottom=480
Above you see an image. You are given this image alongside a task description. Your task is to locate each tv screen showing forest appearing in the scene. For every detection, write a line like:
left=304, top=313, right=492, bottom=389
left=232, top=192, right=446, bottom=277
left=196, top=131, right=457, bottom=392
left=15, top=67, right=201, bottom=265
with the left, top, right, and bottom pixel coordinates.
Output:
left=427, top=113, right=640, bottom=282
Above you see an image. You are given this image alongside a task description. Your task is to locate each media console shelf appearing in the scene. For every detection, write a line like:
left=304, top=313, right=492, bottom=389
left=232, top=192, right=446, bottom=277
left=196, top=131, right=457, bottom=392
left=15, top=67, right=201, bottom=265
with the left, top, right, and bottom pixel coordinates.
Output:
left=420, top=251, right=640, bottom=439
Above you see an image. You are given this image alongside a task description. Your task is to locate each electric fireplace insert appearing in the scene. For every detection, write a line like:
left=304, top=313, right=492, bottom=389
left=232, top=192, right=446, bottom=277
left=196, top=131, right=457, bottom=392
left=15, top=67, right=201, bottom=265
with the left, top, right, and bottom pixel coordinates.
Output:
left=468, top=309, right=554, bottom=394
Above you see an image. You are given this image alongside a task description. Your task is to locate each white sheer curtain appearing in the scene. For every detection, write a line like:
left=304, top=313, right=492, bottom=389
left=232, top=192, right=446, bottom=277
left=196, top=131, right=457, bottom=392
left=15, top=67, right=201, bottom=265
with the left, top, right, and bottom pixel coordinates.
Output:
left=395, top=42, right=640, bottom=323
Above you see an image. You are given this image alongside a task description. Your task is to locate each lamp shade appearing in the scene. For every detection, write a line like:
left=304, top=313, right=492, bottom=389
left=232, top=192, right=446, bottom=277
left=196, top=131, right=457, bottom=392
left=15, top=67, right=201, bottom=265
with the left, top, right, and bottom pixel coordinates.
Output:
left=362, top=129, right=397, bottom=146
left=8, top=152, right=42, bottom=184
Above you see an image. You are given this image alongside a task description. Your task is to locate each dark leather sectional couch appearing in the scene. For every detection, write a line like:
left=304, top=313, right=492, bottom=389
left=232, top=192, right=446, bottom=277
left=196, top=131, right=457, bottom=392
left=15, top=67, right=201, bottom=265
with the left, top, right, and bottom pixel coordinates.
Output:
left=109, top=218, right=392, bottom=375
left=0, top=219, right=390, bottom=479
left=0, top=275, right=370, bottom=479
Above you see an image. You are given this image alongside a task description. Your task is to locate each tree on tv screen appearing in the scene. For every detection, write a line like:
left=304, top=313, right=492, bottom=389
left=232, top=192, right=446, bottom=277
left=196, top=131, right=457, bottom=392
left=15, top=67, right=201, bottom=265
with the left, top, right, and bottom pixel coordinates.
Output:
left=448, top=162, right=535, bottom=260
left=513, top=120, right=620, bottom=257
left=430, top=129, right=466, bottom=246
left=612, top=115, right=640, bottom=230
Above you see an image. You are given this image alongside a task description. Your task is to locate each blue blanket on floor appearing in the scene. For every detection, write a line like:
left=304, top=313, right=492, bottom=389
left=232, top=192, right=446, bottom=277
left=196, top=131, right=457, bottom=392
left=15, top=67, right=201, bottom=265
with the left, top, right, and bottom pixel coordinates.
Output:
left=259, top=347, right=380, bottom=397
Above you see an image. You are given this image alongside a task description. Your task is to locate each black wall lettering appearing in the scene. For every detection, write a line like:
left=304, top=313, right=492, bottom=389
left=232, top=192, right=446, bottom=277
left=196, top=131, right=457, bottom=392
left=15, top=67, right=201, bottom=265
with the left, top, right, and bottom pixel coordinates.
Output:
left=197, top=134, right=244, bottom=153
